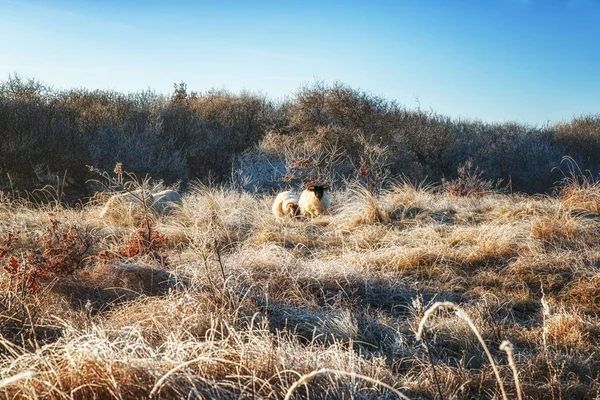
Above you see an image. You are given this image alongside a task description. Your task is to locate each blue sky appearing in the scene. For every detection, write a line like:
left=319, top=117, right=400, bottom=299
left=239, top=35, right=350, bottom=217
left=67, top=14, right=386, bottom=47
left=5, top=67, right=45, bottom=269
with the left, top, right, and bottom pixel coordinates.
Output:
left=1, top=0, right=598, bottom=125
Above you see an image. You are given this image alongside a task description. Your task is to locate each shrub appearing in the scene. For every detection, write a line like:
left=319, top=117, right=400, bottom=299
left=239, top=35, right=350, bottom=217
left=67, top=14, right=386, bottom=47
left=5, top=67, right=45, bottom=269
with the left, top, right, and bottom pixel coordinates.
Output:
left=442, top=160, right=503, bottom=197
left=161, top=85, right=271, bottom=181
left=554, top=115, right=600, bottom=169
left=0, top=215, right=95, bottom=297
left=1, top=75, right=600, bottom=196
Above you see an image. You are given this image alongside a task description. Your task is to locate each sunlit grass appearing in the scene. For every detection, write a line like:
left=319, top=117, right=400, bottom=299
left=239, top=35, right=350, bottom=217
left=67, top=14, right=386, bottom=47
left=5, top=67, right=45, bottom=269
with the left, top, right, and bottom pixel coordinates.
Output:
left=1, top=180, right=600, bottom=399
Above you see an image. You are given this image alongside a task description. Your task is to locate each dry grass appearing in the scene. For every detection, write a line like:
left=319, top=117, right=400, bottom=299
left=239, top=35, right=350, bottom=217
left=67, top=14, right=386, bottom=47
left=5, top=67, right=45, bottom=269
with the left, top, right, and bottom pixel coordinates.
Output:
left=1, top=181, right=600, bottom=399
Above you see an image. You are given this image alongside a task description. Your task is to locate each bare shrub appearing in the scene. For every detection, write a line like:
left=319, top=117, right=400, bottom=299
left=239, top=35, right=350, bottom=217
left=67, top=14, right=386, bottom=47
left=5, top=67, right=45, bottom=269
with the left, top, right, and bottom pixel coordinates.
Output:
left=554, top=115, right=600, bottom=168
left=87, top=126, right=187, bottom=184
left=1, top=75, right=599, bottom=196
left=442, top=160, right=503, bottom=197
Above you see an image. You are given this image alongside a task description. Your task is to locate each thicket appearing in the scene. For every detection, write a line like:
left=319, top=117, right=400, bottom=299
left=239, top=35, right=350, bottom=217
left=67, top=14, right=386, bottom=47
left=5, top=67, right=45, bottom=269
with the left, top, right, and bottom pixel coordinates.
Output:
left=0, top=74, right=598, bottom=196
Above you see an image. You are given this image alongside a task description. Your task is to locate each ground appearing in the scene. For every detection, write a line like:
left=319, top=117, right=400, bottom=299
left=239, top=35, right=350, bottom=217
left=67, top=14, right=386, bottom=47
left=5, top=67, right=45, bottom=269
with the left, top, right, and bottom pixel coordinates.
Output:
left=0, top=181, right=599, bottom=399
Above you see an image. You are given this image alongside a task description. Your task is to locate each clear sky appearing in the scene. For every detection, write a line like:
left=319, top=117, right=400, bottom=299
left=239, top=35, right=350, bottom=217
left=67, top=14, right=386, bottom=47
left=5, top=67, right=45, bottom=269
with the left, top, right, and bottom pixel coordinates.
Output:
left=1, top=0, right=599, bottom=125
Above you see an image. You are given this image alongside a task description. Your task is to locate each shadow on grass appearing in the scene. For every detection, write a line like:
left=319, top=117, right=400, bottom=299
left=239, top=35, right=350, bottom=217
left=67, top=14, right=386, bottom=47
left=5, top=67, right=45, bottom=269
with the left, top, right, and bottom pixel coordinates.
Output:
left=50, top=263, right=182, bottom=314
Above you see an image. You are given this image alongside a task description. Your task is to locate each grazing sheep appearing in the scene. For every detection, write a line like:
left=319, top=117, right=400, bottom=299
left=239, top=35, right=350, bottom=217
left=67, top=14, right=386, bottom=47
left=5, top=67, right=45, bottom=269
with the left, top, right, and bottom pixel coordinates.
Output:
left=152, top=189, right=183, bottom=214
left=298, top=183, right=331, bottom=217
left=100, top=190, right=155, bottom=221
left=272, top=190, right=300, bottom=218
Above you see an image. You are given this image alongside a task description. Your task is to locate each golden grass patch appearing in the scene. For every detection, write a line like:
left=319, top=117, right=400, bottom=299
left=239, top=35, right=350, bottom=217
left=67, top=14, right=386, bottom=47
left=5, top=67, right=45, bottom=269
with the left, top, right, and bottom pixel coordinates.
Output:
left=2, top=185, right=600, bottom=399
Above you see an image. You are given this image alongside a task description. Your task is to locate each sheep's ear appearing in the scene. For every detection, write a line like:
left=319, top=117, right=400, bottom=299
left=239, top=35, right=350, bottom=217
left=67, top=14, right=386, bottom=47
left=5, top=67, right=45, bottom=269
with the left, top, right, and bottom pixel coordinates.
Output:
left=322, top=184, right=330, bottom=190
left=306, top=183, right=315, bottom=191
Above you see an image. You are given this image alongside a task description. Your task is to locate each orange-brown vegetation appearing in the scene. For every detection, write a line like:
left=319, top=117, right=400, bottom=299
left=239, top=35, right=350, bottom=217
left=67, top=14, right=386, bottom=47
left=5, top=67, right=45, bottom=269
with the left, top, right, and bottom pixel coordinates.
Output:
left=0, top=171, right=599, bottom=399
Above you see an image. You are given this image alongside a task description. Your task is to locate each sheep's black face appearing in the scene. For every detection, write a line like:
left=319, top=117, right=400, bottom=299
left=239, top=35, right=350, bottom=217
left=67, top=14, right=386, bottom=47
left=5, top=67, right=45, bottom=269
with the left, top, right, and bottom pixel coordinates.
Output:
left=309, top=185, right=328, bottom=200
left=313, top=186, right=324, bottom=200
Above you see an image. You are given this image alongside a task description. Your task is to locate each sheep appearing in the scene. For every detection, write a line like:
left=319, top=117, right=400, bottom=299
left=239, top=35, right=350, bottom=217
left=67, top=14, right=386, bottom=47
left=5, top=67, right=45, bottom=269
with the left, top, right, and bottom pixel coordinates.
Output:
left=152, top=189, right=183, bottom=214
left=298, top=183, right=331, bottom=217
left=272, top=190, right=300, bottom=218
left=100, top=189, right=182, bottom=223
left=100, top=190, right=155, bottom=222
